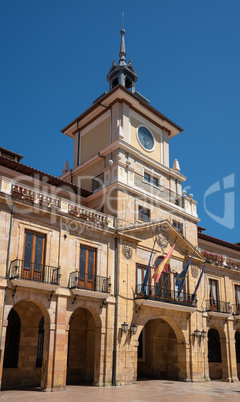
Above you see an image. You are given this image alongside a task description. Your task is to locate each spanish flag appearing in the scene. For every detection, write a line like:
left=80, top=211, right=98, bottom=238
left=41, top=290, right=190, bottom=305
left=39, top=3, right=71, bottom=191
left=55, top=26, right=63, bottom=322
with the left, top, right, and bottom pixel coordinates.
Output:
left=152, top=242, right=176, bottom=284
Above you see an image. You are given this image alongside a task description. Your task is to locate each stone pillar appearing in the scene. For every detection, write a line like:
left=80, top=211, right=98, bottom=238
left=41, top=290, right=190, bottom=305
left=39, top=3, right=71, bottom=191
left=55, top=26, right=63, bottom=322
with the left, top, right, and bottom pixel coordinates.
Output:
left=93, top=326, right=103, bottom=386
left=178, top=342, right=190, bottom=381
left=0, top=287, right=7, bottom=390
left=227, top=319, right=239, bottom=382
left=41, top=323, right=55, bottom=391
left=221, top=331, right=231, bottom=382
left=51, top=296, right=68, bottom=390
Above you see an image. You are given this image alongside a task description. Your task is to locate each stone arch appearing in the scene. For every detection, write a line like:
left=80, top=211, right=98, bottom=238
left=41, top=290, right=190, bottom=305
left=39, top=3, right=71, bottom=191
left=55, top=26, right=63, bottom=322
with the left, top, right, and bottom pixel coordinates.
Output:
left=2, top=299, right=51, bottom=390
left=67, top=305, right=102, bottom=386
left=207, top=325, right=228, bottom=381
left=136, top=314, right=188, bottom=381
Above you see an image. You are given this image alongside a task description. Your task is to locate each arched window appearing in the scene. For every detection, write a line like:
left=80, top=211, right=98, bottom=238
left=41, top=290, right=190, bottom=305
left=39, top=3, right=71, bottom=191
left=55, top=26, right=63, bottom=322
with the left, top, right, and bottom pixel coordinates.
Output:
left=36, top=317, right=44, bottom=367
left=235, top=331, right=240, bottom=363
left=208, top=328, right=222, bottom=362
left=3, top=309, right=21, bottom=368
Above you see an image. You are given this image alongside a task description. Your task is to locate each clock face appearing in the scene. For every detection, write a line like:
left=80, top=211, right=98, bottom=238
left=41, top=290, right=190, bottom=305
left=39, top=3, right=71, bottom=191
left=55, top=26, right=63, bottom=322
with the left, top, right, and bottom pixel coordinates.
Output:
left=137, top=126, right=154, bottom=151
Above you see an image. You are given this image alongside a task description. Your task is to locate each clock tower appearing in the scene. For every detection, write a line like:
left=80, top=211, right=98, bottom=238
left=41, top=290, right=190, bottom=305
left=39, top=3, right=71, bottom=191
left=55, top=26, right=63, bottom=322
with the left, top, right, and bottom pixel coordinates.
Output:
left=61, top=25, right=199, bottom=245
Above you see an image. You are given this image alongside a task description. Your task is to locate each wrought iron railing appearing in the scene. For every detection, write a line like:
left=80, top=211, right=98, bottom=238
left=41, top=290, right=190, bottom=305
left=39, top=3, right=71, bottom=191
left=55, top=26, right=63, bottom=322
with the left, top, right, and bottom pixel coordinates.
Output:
left=9, top=259, right=60, bottom=285
left=135, top=284, right=197, bottom=307
left=92, top=173, right=104, bottom=192
left=69, top=271, right=110, bottom=293
left=134, top=173, right=184, bottom=208
left=206, top=300, right=231, bottom=313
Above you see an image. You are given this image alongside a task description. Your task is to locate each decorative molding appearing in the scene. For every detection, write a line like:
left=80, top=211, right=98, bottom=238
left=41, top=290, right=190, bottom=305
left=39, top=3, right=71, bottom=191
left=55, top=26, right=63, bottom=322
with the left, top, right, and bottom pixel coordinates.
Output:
left=155, top=226, right=169, bottom=252
left=191, top=265, right=199, bottom=278
left=122, top=245, right=133, bottom=260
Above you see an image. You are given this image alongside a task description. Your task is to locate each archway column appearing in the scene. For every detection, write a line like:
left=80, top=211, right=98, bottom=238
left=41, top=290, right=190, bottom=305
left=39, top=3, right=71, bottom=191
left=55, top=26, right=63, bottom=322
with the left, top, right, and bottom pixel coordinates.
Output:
left=227, top=320, right=239, bottom=382
left=41, top=323, right=55, bottom=391
left=221, top=334, right=231, bottom=382
left=93, top=326, right=103, bottom=386
left=51, top=296, right=68, bottom=390
left=0, top=319, right=8, bottom=390
left=178, top=342, right=190, bottom=381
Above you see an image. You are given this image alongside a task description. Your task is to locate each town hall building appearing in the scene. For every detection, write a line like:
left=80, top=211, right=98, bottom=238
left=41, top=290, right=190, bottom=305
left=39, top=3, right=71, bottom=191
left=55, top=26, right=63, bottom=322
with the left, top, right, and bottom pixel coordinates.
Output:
left=0, top=26, right=240, bottom=390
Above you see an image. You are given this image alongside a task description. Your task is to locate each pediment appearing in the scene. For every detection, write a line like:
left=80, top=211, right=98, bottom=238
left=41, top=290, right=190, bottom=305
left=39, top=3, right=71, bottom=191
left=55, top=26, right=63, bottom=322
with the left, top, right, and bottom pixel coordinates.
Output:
left=118, top=219, right=203, bottom=263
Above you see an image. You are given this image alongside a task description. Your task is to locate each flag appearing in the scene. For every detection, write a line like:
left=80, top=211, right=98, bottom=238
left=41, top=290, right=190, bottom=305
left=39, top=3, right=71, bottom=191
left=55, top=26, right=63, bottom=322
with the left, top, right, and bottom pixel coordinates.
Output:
left=175, top=248, right=196, bottom=296
left=153, top=242, right=176, bottom=284
left=191, top=259, right=207, bottom=302
left=142, top=240, right=156, bottom=296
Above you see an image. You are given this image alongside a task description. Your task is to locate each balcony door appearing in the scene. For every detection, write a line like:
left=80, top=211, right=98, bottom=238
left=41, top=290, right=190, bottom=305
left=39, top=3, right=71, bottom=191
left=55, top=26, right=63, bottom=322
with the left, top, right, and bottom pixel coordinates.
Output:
left=79, top=246, right=96, bottom=290
left=155, top=271, right=170, bottom=299
left=209, top=279, right=218, bottom=311
left=235, top=285, right=240, bottom=313
left=136, top=265, right=149, bottom=295
left=23, top=231, right=45, bottom=281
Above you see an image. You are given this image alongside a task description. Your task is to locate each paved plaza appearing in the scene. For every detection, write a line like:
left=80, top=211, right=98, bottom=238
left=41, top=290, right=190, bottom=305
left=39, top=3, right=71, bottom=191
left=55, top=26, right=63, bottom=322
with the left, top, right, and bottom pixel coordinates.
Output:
left=1, top=381, right=240, bottom=401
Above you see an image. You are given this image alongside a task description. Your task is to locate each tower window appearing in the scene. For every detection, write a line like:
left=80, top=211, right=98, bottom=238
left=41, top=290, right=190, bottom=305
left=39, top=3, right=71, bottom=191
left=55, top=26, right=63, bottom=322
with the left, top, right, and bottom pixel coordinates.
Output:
left=144, top=172, right=158, bottom=187
left=138, top=206, right=150, bottom=222
left=112, top=78, right=119, bottom=88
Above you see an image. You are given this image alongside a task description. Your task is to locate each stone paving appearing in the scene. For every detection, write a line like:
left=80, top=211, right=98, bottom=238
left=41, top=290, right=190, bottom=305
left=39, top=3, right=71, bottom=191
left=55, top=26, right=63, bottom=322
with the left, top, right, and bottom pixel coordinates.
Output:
left=1, top=380, right=240, bottom=401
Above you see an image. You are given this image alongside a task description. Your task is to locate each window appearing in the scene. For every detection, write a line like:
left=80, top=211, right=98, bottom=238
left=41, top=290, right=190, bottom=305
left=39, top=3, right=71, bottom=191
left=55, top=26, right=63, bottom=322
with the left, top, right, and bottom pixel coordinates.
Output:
left=174, top=273, right=186, bottom=301
left=172, top=220, right=183, bottom=235
left=79, top=245, right=96, bottom=290
left=138, top=206, right=150, bottom=222
left=3, top=309, right=20, bottom=368
left=208, top=328, right=221, bottom=362
left=136, top=265, right=150, bottom=295
left=36, top=317, right=44, bottom=368
left=144, top=172, right=158, bottom=187
left=209, top=279, right=218, bottom=310
left=23, top=230, right=46, bottom=281
left=235, top=285, right=240, bottom=312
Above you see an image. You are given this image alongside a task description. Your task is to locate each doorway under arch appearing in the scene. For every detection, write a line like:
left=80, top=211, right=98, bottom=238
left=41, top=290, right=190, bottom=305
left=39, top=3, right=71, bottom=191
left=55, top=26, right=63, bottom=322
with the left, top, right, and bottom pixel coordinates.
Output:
left=208, top=328, right=222, bottom=380
left=137, top=318, right=185, bottom=380
left=2, top=300, right=49, bottom=390
left=235, top=330, right=240, bottom=379
left=67, top=307, right=99, bottom=385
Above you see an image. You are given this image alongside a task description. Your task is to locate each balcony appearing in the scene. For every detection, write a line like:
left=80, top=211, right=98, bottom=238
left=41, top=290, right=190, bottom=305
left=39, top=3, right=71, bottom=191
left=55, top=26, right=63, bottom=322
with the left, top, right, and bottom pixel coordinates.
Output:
left=206, top=300, right=231, bottom=314
left=69, top=271, right=110, bottom=293
left=135, top=284, right=197, bottom=308
left=92, top=173, right=104, bottom=192
left=8, top=259, right=60, bottom=289
left=134, top=173, right=184, bottom=208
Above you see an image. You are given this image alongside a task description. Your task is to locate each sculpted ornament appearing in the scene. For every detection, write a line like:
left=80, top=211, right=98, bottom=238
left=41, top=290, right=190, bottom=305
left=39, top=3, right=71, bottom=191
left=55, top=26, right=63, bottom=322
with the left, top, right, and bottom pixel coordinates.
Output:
left=191, top=264, right=198, bottom=278
left=122, top=245, right=133, bottom=260
left=155, top=226, right=169, bottom=252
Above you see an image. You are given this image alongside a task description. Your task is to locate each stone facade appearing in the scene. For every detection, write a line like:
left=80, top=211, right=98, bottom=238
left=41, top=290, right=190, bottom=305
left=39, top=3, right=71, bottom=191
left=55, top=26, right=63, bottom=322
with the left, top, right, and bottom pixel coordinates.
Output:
left=0, top=27, right=240, bottom=391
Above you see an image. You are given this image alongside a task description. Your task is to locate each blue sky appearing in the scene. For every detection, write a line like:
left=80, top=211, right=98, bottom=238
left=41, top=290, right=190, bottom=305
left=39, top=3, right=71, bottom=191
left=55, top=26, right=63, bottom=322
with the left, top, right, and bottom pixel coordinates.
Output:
left=1, top=0, right=240, bottom=243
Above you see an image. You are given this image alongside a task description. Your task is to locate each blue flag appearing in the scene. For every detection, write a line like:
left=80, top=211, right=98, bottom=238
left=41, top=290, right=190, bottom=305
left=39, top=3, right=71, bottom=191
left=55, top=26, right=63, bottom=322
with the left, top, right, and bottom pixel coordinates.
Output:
left=191, top=259, right=207, bottom=302
left=143, top=240, right=156, bottom=296
left=175, top=248, right=196, bottom=295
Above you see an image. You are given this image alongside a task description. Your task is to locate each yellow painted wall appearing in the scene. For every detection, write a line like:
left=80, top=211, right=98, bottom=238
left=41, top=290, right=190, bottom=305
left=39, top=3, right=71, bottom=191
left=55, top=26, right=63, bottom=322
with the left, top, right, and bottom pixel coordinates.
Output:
left=73, top=159, right=105, bottom=191
left=81, top=118, right=110, bottom=164
left=130, top=117, right=161, bottom=163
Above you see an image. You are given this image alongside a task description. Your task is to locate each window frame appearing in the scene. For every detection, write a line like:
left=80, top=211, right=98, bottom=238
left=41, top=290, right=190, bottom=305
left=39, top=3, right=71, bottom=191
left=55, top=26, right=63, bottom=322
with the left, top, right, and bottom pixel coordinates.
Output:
left=79, top=245, right=97, bottom=289
left=235, top=285, right=240, bottom=313
left=136, top=264, right=150, bottom=295
left=138, top=206, right=150, bottom=222
left=209, top=279, right=219, bottom=310
left=143, top=172, right=158, bottom=187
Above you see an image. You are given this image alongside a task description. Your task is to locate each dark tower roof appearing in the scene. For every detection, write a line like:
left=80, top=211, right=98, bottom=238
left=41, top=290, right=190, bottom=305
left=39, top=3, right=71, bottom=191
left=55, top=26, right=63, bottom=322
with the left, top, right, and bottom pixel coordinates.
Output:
left=107, top=23, right=138, bottom=93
